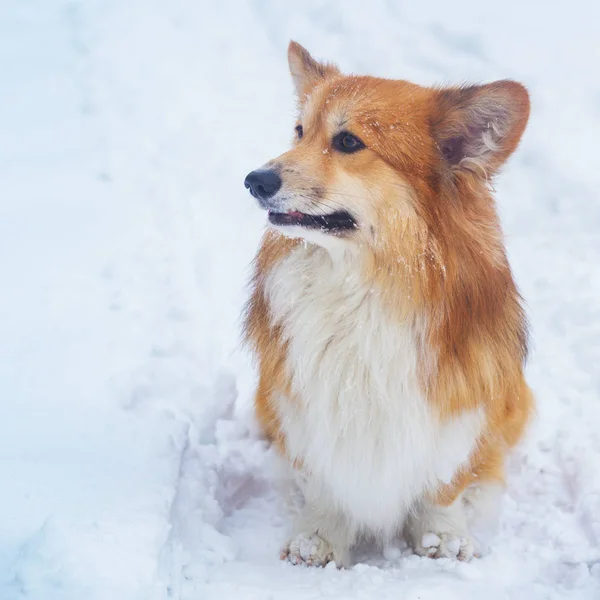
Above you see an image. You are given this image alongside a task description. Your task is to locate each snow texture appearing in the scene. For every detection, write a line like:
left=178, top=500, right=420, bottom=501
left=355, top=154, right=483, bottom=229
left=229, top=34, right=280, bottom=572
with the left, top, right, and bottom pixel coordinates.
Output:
left=1, top=1, right=599, bottom=599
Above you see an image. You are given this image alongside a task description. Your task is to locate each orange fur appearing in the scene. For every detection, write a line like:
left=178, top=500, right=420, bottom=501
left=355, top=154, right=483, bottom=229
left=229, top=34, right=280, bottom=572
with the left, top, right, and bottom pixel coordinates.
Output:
left=244, top=42, right=534, bottom=550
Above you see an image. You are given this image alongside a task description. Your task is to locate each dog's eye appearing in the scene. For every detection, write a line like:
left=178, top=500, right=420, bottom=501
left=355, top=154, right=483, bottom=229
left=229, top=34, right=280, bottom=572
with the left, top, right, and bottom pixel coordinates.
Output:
left=295, top=125, right=303, bottom=139
left=332, top=131, right=365, bottom=153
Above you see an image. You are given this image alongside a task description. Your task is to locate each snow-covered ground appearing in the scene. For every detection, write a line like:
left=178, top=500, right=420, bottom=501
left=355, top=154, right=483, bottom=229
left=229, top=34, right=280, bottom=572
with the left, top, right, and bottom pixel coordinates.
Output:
left=1, top=1, right=599, bottom=598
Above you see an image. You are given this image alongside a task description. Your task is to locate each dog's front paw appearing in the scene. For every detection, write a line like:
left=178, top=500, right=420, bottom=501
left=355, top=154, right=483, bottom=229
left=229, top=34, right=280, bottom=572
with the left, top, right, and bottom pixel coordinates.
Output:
left=281, top=533, right=346, bottom=567
left=414, top=531, right=475, bottom=561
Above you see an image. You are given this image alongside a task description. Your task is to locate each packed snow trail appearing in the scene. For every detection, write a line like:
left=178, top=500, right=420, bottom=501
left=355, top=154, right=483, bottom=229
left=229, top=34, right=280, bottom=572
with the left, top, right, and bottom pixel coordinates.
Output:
left=1, top=1, right=599, bottom=599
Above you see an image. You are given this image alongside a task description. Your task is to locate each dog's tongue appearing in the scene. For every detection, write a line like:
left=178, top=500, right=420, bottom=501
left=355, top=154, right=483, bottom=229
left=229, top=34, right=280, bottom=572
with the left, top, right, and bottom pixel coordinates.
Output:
left=287, top=210, right=304, bottom=218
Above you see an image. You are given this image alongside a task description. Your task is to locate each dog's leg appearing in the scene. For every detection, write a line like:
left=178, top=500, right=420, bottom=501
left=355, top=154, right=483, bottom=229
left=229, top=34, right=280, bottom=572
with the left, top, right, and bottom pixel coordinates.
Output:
left=281, top=488, right=355, bottom=568
left=282, top=510, right=354, bottom=568
left=406, top=436, right=508, bottom=560
left=405, top=494, right=475, bottom=561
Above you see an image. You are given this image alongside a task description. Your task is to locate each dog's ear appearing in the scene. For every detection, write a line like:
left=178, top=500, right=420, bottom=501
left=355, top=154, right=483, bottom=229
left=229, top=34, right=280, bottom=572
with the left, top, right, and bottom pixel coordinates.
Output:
left=288, top=41, right=340, bottom=98
left=432, top=81, right=530, bottom=177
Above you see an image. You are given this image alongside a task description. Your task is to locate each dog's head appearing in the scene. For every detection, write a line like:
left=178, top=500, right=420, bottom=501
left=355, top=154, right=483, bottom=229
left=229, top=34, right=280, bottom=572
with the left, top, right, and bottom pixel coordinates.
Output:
left=244, top=42, right=529, bottom=254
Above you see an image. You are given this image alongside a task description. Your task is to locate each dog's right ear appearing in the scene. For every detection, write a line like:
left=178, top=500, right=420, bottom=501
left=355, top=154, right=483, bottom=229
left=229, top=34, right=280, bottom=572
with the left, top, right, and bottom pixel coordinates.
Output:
left=432, top=81, right=530, bottom=178
left=288, top=41, right=339, bottom=98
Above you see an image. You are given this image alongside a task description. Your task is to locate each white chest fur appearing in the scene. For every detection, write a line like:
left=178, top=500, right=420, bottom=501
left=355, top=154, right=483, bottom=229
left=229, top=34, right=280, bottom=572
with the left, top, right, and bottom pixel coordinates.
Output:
left=265, top=245, right=482, bottom=533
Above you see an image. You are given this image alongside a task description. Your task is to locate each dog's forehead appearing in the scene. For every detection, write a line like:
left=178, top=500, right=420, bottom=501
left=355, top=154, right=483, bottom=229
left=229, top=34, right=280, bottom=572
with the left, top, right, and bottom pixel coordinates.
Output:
left=301, top=77, right=374, bottom=130
left=301, top=76, right=422, bottom=135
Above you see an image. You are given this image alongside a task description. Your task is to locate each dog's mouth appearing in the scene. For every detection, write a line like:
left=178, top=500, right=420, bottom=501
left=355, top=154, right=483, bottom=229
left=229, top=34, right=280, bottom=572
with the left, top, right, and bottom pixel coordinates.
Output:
left=268, top=210, right=357, bottom=233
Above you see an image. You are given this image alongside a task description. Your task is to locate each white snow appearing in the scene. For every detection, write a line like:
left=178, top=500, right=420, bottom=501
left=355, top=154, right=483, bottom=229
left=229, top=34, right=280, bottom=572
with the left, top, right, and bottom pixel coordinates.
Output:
left=1, top=1, right=599, bottom=599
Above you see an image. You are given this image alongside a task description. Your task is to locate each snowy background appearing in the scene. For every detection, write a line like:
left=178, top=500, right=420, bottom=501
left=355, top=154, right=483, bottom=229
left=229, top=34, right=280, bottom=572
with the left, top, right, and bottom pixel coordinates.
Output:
left=1, top=0, right=600, bottom=598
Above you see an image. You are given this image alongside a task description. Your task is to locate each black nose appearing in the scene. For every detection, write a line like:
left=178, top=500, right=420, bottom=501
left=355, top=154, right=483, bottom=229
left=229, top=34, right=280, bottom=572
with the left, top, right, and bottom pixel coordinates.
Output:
left=244, top=169, right=282, bottom=201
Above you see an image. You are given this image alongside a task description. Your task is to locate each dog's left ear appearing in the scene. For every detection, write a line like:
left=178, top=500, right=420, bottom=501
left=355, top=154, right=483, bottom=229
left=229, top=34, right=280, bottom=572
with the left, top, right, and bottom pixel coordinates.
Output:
left=288, top=41, right=340, bottom=98
left=433, top=81, right=530, bottom=177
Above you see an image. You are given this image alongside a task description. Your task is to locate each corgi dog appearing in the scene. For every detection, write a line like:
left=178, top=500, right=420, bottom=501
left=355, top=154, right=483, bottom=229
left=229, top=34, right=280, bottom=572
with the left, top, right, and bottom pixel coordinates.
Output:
left=243, top=41, right=534, bottom=567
